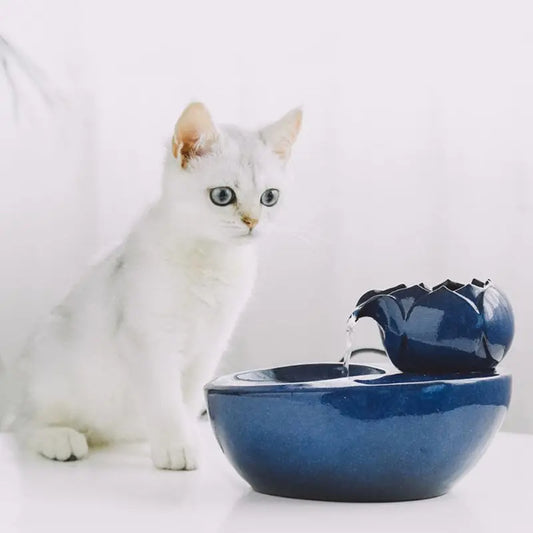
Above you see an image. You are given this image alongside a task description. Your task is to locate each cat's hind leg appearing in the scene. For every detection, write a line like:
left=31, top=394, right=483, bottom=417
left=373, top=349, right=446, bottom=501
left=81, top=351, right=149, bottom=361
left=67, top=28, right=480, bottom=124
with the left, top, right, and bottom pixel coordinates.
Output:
left=27, top=426, right=89, bottom=461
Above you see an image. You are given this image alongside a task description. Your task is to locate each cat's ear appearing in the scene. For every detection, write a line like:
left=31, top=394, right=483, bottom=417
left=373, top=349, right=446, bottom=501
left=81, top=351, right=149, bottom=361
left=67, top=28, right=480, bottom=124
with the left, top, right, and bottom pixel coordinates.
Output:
left=172, top=102, right=218, bottom=168
left=260, top=108, right=302, bottom=162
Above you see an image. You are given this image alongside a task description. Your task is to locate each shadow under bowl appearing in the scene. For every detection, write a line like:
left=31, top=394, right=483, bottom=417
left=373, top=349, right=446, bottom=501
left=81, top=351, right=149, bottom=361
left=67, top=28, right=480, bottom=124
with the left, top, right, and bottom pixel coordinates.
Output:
left=205, top=363, right=511, bottom=502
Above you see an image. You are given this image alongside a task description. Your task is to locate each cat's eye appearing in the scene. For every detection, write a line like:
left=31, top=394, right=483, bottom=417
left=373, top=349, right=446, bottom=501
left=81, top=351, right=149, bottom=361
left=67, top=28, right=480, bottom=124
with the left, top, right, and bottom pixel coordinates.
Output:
left=260, top=188, right=280, bottom=207
left=210, top=187, right=236, bottom=206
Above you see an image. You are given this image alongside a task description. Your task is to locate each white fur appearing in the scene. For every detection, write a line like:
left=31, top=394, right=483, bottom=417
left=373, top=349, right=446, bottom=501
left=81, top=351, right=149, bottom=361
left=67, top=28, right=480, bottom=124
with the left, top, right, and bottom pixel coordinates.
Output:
left=7, top=104, right=302, bottom=469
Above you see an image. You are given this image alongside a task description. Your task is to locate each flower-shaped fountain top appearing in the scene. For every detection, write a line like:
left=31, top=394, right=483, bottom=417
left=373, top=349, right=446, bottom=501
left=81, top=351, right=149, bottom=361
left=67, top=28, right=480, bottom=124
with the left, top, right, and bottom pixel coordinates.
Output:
left=351, top=279, right=514, bottom=374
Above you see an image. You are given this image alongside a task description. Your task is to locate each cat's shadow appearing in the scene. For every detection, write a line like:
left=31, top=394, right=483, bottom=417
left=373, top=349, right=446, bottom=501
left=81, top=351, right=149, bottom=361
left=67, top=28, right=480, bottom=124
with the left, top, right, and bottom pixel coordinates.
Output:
left=13, top=439, right=199, bottom=507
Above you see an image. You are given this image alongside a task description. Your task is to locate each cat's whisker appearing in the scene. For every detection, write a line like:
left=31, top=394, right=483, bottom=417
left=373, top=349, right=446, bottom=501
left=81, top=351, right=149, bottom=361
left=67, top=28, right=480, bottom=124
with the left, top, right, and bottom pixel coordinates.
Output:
left=270, top=223, right=325, bottom=248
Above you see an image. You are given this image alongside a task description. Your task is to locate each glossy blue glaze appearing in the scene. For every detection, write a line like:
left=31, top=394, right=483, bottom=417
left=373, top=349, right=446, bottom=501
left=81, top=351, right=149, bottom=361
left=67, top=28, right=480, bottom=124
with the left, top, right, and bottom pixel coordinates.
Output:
left=353, top=279, right=514, bottom=373
left=206, top=363, right=511, bottom=502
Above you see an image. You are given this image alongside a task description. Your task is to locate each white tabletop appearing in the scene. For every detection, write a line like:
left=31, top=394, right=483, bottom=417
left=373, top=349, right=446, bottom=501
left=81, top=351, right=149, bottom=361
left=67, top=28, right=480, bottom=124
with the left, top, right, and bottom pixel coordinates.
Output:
left=0, top=422, right=531, bottom=533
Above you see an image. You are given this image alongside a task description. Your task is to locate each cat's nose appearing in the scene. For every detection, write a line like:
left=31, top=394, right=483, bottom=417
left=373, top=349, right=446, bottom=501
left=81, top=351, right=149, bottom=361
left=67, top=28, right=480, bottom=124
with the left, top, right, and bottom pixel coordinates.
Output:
left=241, top=215, right=258, bottom=230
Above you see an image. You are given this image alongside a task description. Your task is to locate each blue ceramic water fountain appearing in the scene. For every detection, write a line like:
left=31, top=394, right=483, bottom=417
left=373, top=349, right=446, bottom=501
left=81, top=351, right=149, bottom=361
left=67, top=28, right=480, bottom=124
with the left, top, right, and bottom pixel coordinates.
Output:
left=352, top=279, right=514, bottom=373
left=205, top=279, right=514, bottom=502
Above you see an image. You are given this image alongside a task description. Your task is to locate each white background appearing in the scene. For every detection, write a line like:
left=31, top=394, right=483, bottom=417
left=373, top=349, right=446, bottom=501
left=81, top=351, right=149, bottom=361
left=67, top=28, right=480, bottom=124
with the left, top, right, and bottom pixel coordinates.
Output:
left=1, top=0, right=532, bottom=432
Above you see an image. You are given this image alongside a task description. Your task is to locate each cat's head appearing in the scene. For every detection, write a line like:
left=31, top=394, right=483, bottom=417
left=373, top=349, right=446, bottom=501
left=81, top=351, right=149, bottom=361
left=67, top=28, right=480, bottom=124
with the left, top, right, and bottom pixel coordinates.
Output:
left=162, top=102, right=302, bottom=242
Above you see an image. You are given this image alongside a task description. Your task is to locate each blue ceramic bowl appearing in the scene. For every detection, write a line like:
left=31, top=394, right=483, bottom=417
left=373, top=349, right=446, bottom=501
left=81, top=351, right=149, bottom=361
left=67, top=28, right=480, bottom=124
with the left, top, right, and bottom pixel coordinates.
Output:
left=206, top=363, right=511, bottom=502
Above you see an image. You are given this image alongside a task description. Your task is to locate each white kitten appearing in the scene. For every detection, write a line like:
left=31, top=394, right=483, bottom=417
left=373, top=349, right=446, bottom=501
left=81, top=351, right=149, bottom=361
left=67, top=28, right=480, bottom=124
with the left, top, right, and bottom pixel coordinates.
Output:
left=8, top=103, right=302, bottom=469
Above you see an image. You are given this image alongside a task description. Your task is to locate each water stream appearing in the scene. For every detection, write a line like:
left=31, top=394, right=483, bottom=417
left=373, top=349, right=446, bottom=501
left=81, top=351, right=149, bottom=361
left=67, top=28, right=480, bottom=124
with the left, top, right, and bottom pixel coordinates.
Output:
left=342, top=314, right=357, bottom=377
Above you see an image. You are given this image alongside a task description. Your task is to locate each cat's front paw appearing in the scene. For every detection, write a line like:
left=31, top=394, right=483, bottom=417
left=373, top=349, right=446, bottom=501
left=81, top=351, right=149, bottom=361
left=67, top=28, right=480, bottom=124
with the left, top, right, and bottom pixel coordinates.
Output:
left=29, top=426, right=89, bottom=461
left=150, top=434, right=198, bottom=471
